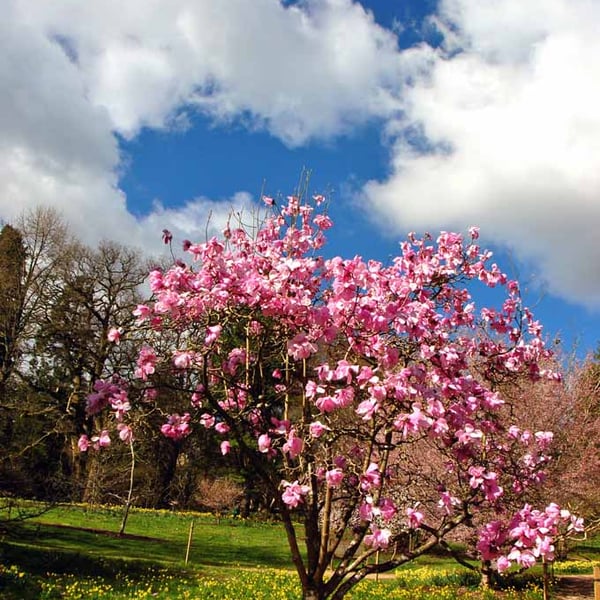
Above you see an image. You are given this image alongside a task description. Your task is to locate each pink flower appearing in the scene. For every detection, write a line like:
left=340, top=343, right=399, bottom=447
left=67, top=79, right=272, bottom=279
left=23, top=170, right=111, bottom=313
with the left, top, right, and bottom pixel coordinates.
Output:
left=78, top=434, right=90, bottom=452
left=313, top=214, right=333, bottom=230
left=135, top=346, right=157, bottom=380
left=325, top=468, right=344, bottom=488
left=132, top=304, right=151, bottom=321
left=215, top=422, right=230, bottom=434
left=173, top=350, right=195, bottom=369
left=287, top=333, right=317, bottom=360
left=107, top=327, right=123, bottom=344
left=305, top=380, right=325, bottom=398
left=191, top=385, right=204, bottom=408
left=283, top=430, right=303, bottom=459
left=406, top=506, right=424, bottom=529
left=220, top=441, right=231, bottom=455
left=364, top=526, right=392, bottom=550
left=258, top=433, right=271, bottom=453
left=99, top=430, right=111, bottom=447
left=91, top=430, right=111, bottom=449
left=205, top=325, right=222, bottom=346
left=438, top=491, right=460, bottom=515
left=315, top=395, right=337, bottom=413
left=200, top=413, right=215, bottom=429
left=161, top=413, right=191, bottom=440
left=117, top=423, right=134, bottom=443
left=360, top=463, right=381, bottom=491
left=379, top=498, right=397, bottom=521
left=281, top=480, right=310, bottom=508
left=534, top=431, right=554, bottom=449
left=359, top=497, right=374, bottom=521
left=482, top=472, right=503, bottom=502
left=109, top=392, right=130, bottom=421
left=356, top=398, right=378, bottom=420
left=309, top=421, right=330, bottom=437
left=162, top=229, right=172, bottom=244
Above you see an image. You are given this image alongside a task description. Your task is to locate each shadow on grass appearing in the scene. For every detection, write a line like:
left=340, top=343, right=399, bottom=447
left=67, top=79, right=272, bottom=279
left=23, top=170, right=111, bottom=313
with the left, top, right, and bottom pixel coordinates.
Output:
left=1, top=518, right=293, bottom=577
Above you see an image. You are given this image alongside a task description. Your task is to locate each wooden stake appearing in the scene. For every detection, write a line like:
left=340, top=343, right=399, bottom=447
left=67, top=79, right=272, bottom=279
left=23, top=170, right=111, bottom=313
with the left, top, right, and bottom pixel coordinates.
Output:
left=542, top=560, right=549, bottom=600
left=594, top=565, right=600, bottom=600
left=185, top=519, right=195, bottom=565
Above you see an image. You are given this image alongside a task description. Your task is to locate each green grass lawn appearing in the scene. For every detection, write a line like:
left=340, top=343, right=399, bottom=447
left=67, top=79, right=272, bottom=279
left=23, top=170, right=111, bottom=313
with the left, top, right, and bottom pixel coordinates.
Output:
left=26, top=504, right=294, bottom=569
left=1, top=500, right=596, bottom=599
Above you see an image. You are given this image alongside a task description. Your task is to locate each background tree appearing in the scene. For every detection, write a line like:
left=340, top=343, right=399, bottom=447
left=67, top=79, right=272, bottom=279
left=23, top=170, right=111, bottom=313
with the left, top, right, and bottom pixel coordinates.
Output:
left=0, top=224, right=27, bottom=394
left=536, top=354, right=600, bottom=536
left=0, top=209, right=74, bottom=498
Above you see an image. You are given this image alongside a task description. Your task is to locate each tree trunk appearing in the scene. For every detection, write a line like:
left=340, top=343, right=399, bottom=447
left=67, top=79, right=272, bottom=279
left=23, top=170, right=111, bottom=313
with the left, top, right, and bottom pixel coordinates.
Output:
left=82, top=452, right=102, bottom=503
left=302, top=587, right=321, bottom=600
left=480, top=560, right=494, bottom=589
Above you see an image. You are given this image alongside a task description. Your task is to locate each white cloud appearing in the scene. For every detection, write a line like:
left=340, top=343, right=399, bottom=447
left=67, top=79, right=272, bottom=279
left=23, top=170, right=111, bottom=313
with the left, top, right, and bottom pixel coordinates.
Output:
left=3, top=0, right=600, bottom=307
left=22, top=0, right=415, bottom=144
left=0, top=0, right=420, bottom=261
left=364, top=0, right=600, bottom=306
left=137, top=192, right=258, bottom=254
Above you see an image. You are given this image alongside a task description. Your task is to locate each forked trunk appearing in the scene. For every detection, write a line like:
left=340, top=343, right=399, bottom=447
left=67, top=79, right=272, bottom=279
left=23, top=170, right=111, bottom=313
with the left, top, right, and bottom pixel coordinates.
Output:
left=302, top=587, right=321, bottom=600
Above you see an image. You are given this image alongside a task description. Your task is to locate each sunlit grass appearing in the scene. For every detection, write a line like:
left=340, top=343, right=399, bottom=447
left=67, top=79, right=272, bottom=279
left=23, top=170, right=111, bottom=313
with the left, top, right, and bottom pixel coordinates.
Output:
left=1, top=500, right=595, bottom=599
left=2, top=564, right=545, bottom=600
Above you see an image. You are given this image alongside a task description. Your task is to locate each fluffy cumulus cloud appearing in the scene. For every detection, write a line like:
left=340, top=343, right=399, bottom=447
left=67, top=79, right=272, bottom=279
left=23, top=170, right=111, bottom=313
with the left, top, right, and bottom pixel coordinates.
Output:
left=363, top=0, right=600, bottom=305
left=3, top=0, right=600, bottom=305
left=0, top=0, right=420, bottom=256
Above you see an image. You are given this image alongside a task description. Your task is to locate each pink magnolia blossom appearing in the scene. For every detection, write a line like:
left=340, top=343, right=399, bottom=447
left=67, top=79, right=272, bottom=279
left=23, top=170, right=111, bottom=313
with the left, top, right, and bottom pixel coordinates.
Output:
left=173, top=350, right=196, bottom=369
left=205, top=325, right=222, bottom=346
left=360, top=463, right=381, bottom=492
left=215, top=422, right=230, bottom=434
left=135, top=346, right=157, bottom=380
left=282, top=480, right=310, bottom=508
left=283, top=430, right=303, bottom=458
left=438, top=491, right=461, bottom=515
left=117, top=423, right=134, bottom=443
left=287, top=333, right=317, bottom=360
left=364, top=526, right=392, bottom=550
left=378, top=499, right=396, bottom=522
left=325, top=468, right=344, bottom=488
left=258, top=433, right=271, bottom=453
left=107, top=327, right=123, bottom=344
left=356, top=398, right=379, bottom=420
left=200, top=413, right=215, bottom=429
left=309, top=421, right=330, bottom=437
left=91, top=430, right=111, bottom=449
left=132, top=304, right=151, bottom=321
left=191, top=385, right=204, bottom=408
left=161, top=413, right=191, bottom=440
left=406, top=506, right=424, bottom=529
left=78, top=434, right=90, bottom=452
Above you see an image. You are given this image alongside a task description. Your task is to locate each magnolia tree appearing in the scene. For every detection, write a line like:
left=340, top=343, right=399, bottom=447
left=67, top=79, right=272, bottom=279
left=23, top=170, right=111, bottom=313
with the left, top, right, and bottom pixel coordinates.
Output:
left=82, top=195, right=582, bottom=600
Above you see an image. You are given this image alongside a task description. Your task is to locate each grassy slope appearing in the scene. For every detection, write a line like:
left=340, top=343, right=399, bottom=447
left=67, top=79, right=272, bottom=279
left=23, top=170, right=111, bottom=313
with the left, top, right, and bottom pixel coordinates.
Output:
left=2, top=503, right=295, bottom=573
left=2, top=501, right=598, bottom=599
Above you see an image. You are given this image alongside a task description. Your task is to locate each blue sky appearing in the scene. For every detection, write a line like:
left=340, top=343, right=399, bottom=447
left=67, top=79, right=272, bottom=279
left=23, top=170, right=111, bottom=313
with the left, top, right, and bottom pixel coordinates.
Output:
left=2, top=0, right=600, bottom=357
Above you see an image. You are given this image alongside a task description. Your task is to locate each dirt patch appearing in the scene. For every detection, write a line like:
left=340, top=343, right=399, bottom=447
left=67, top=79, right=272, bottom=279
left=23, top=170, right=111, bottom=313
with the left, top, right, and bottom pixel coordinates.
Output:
left=553, top=575, right=595, bottom=599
